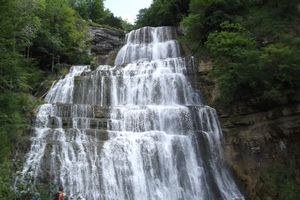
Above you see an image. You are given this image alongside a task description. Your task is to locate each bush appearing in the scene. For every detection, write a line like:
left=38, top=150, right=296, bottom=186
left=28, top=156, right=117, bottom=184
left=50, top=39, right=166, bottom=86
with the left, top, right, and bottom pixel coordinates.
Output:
left=258, top=165, right=300, bottom=200
left=181, top=0, right=300, bottom=106
left=135, top=0, right=190, bottom=28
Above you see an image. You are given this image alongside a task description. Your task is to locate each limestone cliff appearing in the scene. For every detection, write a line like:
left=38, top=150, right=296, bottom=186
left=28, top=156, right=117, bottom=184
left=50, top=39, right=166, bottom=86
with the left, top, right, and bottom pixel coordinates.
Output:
left=89, top=26, right=125, bottom=65
left=194, top=60, right=300, bottom=199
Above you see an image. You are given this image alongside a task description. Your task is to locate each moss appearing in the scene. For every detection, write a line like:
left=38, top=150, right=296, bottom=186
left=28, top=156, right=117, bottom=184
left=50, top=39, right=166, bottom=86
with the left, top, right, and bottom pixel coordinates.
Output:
left=33, top=64, right=69, bottom=99
left=257, top=164, right=300, bottom=200
left=90, top=47, right=120, bottom=67
left=106, top=48, right=120, bottom=66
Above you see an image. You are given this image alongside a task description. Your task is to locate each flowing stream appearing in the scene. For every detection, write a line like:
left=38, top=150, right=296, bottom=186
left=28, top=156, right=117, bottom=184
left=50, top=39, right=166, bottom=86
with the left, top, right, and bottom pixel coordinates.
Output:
left=19, top=26, right=244, bottom=200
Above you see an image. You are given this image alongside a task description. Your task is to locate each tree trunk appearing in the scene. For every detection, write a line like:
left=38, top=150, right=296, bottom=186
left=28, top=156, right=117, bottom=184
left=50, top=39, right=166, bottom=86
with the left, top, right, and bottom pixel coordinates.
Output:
left=51, top=54, right=55, bottom=72
left=27, top=46, right=30, bottom=60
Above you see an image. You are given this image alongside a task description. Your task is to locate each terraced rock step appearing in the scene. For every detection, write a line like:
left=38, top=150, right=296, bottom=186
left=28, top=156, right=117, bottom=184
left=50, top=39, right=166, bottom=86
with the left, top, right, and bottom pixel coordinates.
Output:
left=46, top=117, right=108, bottom=129
left=34, top=103, right=109, bottom=118
left=30, top=128, right=109, bottom=141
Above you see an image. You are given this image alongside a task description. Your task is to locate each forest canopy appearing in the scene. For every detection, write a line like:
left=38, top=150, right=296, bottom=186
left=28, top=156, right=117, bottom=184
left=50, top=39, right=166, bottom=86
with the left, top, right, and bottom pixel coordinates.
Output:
left=135, top=0, right=190, bottom=27
left=182, top=0, right=300, bottom=107
left=136, top=0, right=300, bottom=107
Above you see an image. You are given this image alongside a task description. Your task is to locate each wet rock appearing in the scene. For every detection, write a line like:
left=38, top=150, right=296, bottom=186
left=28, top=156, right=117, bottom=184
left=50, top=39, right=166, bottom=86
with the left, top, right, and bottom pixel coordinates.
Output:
left=198, top=60, right=213, bottom=75
left=89, top=27, right=125, bottom=65
left=251, top=146, right=261, bottom=154
left=94, top=106, right=109, bottom=118
left=90, top=27, right=125, bottom=55
left=221, top=105, right=300, bottom=199
left=90, top=27, right=124, bottom=54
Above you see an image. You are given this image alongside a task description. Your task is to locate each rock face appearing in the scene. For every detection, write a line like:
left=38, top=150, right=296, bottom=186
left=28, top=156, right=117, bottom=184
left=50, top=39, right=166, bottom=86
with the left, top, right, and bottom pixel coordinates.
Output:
left=189, top=60, right=219, bottom=105
left=90, top=27, right=125, bottom=65
left=221, top=103, right=300, bottom=199
left=193, top=59, right=300, bottom=199
left=90, top=27, right=124, bottom=54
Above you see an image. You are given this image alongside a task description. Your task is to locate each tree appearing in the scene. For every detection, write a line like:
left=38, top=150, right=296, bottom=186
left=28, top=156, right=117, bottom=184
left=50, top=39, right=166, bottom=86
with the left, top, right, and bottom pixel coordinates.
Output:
left=0, top=2, right=44, bottom=198
left=70, top=0, right=105, bottom=23
left=70, top=0, right=125, bottom=29
left=181, top=0, right=300, bottom=107
left=101, top=9, right=123, bottom=29
left=0, top=1, right=89, bottom=197
left=135, top=0, right=190, bottom=28
left=32, top=0, right=88, bottom=70
left=205, top=22, right=263, bottom=102
left=181, top=0, right=244, bottom=52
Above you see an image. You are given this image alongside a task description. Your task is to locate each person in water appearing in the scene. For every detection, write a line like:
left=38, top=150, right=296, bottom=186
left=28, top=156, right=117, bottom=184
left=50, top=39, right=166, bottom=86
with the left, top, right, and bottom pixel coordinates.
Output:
left=57, top=185, right=64, bottom=200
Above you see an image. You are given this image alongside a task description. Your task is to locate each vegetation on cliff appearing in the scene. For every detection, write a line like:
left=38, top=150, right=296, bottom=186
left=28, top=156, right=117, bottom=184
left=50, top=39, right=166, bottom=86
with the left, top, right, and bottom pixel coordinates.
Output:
left=181, top=1, right=300, bottom=198
left=135, top=0, right=190, bottom=28
left=70, top=0, right=125, bottom=29
left=0, top=0, right=127, bottom=198
left=182, top=0, right=300, bottom=108
left=136, top=0, right=300, bottom=108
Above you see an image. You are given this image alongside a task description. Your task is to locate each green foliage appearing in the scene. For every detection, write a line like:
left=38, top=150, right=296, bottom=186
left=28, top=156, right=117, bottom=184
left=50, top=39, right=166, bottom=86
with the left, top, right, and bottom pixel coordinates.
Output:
left=135, top=0, right=190, bottom=27
left=0, top=0, right=98, bottom=198
left=121, top=20, right=135, bottom=32
left=15, top=176, right=59, bottom=200
left=0, top=90, right=39, bottom=197
left=70, top=0, right=124, bottom=29
left=0, top=0, right=125, bottom=197
left=182, top=0, right=300, bottom=107
left=70, top=0, right=105, bottom=23
left=0, top=0, right=42, bottom=50
left=101, top=9, right=123, bottom=29
left=205, top=22, right=263, bottom=103
left=0, top=162, right=16, bottom=199
left=0, top=0, right=129, bottom=198
left=258, top=165, right=300, bottom=200
left=0, top=0, right=44, bottom=172
left=32, top=0, right=89, bottom=70
left=206, top=22, right=300, bottom=106
left=0, top=61, right=53, bottom=182
left=181, top=0, right=244, bottom=50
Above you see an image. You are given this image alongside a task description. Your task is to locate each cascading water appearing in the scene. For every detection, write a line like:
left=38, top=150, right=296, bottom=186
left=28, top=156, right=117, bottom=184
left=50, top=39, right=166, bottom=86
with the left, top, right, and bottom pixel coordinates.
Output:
left=19, top=26, right=244, bottom=200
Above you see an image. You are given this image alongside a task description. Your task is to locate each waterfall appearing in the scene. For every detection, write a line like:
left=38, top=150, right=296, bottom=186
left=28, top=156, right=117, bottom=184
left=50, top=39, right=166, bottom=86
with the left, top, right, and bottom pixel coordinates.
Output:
left=19, top=26, right=244, bottom=200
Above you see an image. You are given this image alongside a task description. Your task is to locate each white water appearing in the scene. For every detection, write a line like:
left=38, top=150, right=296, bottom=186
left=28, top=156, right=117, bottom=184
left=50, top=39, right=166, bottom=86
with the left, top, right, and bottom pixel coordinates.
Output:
left=19, top=27, right=244, bottom=200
